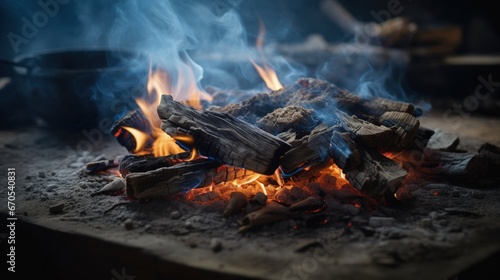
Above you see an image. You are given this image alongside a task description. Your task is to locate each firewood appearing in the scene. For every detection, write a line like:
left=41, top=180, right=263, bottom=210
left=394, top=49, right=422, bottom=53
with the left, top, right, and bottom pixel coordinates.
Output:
left=336, top=110, right=394, bottom=151
left=358, top=97, right=415, bottom=117
left=329, top=131, right=361, bottom=170
left=478, top=143, right=500, bottom=179
left=125, top=160, right=255, bottom=200
left=419, top=150, right=487, bottom=179
left=111, top=110, right=153, bottom=152
left=118, top=152, right=191, bottom=176
left=91, top=178, right=125, bottom=197
left=223, top=192, right=248, bottom=218
left=239, top=201, right=290, bottom=233
left=157, top=95, right=291, bottom=175
left=426, top=128, right=460, bottom=151
left=281, top=125, right=333, bottom=175
left=378, top=111, right=420, bottom=149
left=289, top=196, right=325, bottom=212
left=344, top=148, right=408, bottom=197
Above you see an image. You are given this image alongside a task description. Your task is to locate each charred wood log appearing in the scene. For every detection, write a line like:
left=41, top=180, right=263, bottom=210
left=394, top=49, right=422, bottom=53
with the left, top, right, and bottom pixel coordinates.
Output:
left=158, top=95, right=291, bottom=175
left=281, top=125, right=333, bottom=175
left=223, top=192, right=248, bottom=218
left=111, top=110, right=153, bottom=153
left=419, top=150, right=487, bottom=179
left=378, top=111, right=420, bottom=150
left=336, top=110, right=394, bottom=151
left=126, top=160, right=255, bottom=200
left=426, top=128, right=460, bottom=151
left=119, top=152, right=192, bottom=176
left=239, top=201, right=290, bottom=233
left=329, top=131, right=361, bottom=170
left=343, top=148, right=408, bottom=197
left=358, top=97, right=416, bottom=118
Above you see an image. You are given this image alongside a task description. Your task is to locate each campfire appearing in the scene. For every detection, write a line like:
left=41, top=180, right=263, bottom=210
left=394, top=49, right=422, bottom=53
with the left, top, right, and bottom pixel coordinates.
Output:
left=84, top=49, right=498, bottom=233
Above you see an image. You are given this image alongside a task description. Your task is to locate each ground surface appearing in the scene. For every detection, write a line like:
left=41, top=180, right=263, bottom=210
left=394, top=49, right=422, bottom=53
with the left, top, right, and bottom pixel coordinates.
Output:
left=1, top=106, right=500, bottom=280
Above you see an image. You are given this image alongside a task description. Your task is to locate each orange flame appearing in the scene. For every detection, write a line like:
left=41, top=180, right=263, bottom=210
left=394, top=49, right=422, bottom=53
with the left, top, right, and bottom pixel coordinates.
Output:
left=250, top=21, right=283, bottom=91
left=171, top=64, right=212, bottom=110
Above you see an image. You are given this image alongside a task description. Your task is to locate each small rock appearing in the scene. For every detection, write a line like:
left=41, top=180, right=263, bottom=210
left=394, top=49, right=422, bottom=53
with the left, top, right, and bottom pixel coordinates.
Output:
left=123, top=218, right=134, bottom=230
left=170, top=211, right=182, bottom=220
left=46, top=184, right=58, bottom=192
left=184, top=221, right=195, bottom=230
left=49, top=203, right=65, bottom=214
left=470, top=191, right=485, bottom=199
left=341, top=204, right=360, bottom=216
left=210, top=238, right=223, bottom=252
left=38, top=171, right=46, bottom=178
left=368, top=216, right=395, bottom=228
left=69, top=162, right=84, bottom=169
left=25, top=183, right=34, bottom=192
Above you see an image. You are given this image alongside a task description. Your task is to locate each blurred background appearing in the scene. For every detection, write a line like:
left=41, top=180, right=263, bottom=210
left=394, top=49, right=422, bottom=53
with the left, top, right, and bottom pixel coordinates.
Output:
left=1, top=0, right=499, bottom=129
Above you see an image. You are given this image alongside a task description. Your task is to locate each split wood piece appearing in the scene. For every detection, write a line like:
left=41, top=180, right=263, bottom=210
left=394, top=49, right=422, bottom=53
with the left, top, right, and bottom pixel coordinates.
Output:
left=256, top=106, right=318, bottom=135
left=157, top=95, right=291, bottom=175
left=329, top=131, right=361, bottom=170
left=91, top=178, right=125, bottom=197
left=239, top=201, right=290, bottom=233
left=426, top=128, right=460, bottom=151
left=344, top=148, right=408, bottom=198
left=223, top=192, right=248, bottom=218
left=281, top=125, right=333, bottom=175
left=118, top=152, right=191, bottom=176
left=111, top=110, right=153, bottom=153
left=378, top=111, right=420, bottom=149
left=419, top=149, right=487, bottom=179
left=393, top=127, right=436, bottom=170
left=358, top=97, right=416, bottom=118
left=336, top=110, right=394, bottom=151
left=125, top=160, right=255, bottom=200
left=85, top=159, right=119, bottom=174
left=289, top=196, right=325, bottom=212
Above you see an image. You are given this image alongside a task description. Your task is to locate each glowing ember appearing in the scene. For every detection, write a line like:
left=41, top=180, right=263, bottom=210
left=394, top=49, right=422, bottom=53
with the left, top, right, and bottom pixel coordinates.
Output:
left=250, top=22, right=283, bottom=91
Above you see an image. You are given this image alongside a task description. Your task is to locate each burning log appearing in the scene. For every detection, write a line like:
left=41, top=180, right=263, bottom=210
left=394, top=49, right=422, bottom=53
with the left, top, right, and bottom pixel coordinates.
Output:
left=343, top=148, right=408, bottom=197
left=281, top=125, right=333, bottom=175
left=239, top=201, right=290, bottom=233
left=118, top=152, right=191, bottom=176
left=111, top=110, right=152, bottom=152
left=125, top=160, right=256, bottom=200
left=223, top=192, right=248, bottom=218
left=157, top=95, right=291, bottom=175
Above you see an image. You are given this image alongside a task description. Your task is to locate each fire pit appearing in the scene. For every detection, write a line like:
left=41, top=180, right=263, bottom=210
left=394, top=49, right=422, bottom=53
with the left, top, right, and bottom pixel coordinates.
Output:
left=1, top=1, right=500, bottom=280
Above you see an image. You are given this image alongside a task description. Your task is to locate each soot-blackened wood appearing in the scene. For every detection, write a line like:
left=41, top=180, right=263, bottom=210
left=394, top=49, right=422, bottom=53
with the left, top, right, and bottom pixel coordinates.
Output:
left=419, top=150, right=487, bottom=179
left=336, top=110, right=394, bottom=151
left=378, top=111, right=420, bottom=149
left=478, top=143, right=500, bottom=179
left=119, top=152, right=191, bottom=176
left=157, top=95, right=291, bottom=175
left=426, top=128, right=460, bottom=151
left=329, top=131, right=361, bottom=170
left=344, top=148, right=408, bottom=197
left=111, top=110, right=153, bottom=153
left=126, top=160, right=255, bottom=200
left=281, top=125, right=333, bottom=175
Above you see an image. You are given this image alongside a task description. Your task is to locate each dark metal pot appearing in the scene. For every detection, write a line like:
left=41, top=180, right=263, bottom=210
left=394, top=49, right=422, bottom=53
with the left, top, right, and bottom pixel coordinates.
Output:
left=10, top=48, right=150, bottom=129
